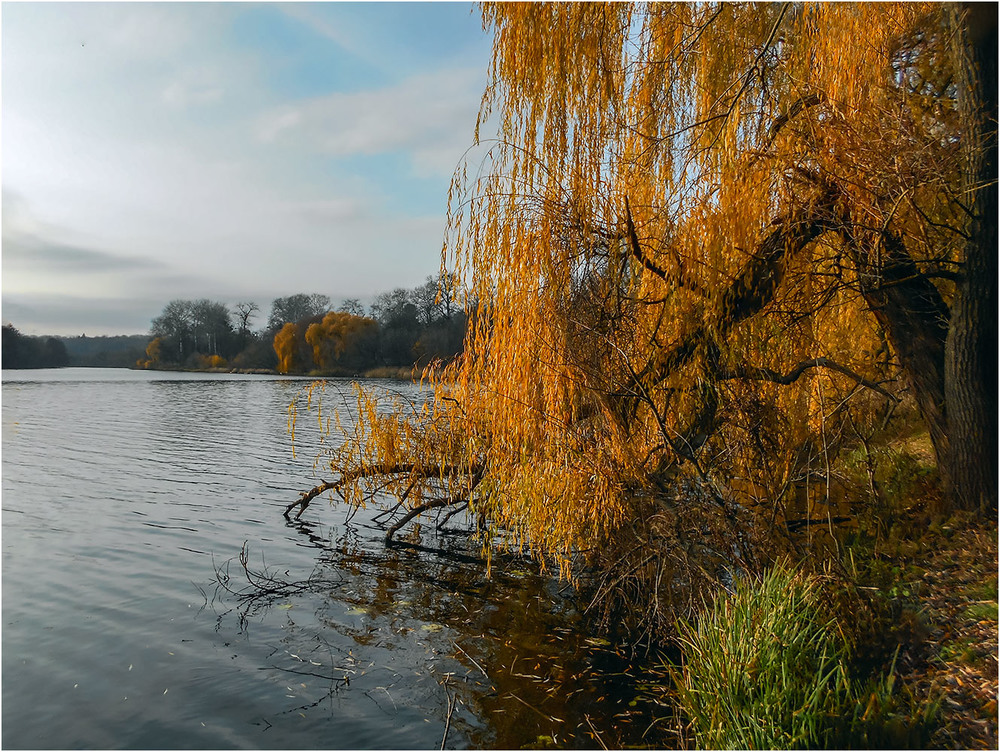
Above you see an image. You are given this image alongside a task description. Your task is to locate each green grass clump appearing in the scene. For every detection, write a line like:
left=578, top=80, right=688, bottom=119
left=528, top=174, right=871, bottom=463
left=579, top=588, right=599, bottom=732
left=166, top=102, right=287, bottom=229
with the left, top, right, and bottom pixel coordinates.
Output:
left=964, top=601, right=999, bottom=622
left=674, top=565, right=930, bottom=749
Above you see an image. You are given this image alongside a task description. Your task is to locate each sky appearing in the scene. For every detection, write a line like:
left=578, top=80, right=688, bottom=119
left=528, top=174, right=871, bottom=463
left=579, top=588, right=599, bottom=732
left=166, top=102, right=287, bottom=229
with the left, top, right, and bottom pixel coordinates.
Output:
left=2, top=2, right=495, bottom=335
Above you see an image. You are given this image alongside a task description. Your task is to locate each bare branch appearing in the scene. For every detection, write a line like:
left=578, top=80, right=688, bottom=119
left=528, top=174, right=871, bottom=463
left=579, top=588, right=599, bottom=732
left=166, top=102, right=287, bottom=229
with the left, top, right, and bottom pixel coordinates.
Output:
left=624, top=195, right=671, bottom=281
left=385, top=497, right=461, bottom=544
left=763, top=93, right=825, bottom=148
left=624, top=196, right=705, bottom=296
left=385, top=468, right=484, bottom=544
left=718, top=356, right=899, bottom=401
left=285, top=463, right=483, bottom=520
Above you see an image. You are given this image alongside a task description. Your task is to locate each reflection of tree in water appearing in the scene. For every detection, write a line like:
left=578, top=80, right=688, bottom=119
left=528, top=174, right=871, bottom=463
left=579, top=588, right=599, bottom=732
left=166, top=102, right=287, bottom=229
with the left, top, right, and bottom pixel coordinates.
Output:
left=216, top=513, right=677, bottom=749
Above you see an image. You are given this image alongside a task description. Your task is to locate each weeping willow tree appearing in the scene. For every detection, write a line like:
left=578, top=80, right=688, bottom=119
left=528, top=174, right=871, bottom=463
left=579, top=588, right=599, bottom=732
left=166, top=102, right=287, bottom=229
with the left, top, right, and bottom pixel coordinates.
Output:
left=288, top=3, right=995, bottom=626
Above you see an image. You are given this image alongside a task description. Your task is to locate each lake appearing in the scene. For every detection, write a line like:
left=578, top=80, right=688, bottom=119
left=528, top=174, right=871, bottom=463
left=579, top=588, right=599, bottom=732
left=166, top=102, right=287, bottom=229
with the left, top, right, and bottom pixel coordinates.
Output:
left=2, top=368, right=659, bottom=749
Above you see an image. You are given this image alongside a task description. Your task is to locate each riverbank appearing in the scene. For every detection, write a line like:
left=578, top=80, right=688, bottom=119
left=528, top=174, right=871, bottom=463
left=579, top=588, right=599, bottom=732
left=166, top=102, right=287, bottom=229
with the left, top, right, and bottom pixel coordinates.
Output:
left=632, top=510, right=997, bottom=750
left=615, top=422, right=998, bottom=749
left=832, top=429, right=998, bottom=748
left=136, top=365, right=420, bottom=380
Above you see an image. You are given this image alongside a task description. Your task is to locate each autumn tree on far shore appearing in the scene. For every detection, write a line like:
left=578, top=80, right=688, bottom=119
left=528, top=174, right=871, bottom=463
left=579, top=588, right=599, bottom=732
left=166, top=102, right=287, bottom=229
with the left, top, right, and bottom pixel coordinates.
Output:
left=272, top=274, right=469, bottom=375
left=274, top=322, right=300, bottom=375
left=305, top=311, right=378, bottom=372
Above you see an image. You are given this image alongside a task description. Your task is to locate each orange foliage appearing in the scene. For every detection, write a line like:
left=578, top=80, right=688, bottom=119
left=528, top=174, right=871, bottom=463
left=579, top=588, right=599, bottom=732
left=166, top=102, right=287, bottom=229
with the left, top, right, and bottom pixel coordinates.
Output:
left=273, top=322, right=299, bottom=375
left=304, top=311, right=377, bottom=372
left=138, top=336, right=163, bottom=369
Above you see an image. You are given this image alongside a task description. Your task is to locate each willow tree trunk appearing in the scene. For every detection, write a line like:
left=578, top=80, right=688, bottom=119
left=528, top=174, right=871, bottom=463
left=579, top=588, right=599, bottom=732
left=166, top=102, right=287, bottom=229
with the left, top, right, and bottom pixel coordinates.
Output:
left=849, top=231, right=952, bottom=492
left=944, top=3, right=998, bottom=515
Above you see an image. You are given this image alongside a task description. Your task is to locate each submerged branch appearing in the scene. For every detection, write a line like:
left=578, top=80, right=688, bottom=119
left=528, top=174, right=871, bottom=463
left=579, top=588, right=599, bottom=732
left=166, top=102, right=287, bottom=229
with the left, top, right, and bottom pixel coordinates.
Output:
left=286, top=462, right=485, bottom=544
left=284, top=462, right=482, bottom=520
left=385, top=497, right=462, bottom=545
left=385, top=468, right=484, bottom=545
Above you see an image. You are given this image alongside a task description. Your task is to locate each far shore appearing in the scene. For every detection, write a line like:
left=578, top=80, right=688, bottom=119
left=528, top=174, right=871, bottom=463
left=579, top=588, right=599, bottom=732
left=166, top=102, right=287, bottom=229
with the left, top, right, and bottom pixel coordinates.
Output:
left=132, top=364, right=421, bottom=380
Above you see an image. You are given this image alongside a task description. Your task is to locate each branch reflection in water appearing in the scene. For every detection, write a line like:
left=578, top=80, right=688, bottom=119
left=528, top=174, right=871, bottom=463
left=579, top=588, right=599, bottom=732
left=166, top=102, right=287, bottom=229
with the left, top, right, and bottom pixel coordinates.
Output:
left=214, top=511, right=675, bottom=748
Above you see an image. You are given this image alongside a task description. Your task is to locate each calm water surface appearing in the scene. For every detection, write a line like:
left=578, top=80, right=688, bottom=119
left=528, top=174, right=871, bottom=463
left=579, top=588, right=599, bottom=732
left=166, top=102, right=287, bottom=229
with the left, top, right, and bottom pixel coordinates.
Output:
left=2, top=368, right=655, bottom=750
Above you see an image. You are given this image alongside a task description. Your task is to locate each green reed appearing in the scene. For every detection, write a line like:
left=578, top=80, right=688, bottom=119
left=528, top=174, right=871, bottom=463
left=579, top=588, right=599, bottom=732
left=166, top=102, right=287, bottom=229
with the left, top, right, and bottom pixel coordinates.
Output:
left=673, top=565, right=929, bottom=749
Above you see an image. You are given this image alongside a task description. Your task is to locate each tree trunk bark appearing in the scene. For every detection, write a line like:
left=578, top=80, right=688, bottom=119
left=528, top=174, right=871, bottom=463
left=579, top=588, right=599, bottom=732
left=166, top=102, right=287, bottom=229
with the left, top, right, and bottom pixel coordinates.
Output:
left=848, top=231, right=952, bottom=492
left=945, top=3, right=998, bottom=515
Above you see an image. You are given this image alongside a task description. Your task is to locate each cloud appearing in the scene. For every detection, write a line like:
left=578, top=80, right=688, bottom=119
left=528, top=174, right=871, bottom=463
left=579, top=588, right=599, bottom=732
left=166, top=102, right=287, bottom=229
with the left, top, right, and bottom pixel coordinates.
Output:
left=3, top=228, right=165, bottom=275
left=257, top=110, right=303, bottom=142
left=161, top=79, right=225, bottom=109
left=256, top=67, right=485, bottom=177
left=276, top=3, right=387, bottom=75
left=1, top=192, right=216, bottom=313
left=281, top=198, right=367, bottom=224
left=2, top=292, right=164, bottom=337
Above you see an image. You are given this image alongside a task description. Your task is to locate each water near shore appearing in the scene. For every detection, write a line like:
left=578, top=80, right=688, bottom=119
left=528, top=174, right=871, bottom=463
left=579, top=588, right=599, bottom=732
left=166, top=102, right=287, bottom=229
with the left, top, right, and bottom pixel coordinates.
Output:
left=2, top=368, right=651, bottom=749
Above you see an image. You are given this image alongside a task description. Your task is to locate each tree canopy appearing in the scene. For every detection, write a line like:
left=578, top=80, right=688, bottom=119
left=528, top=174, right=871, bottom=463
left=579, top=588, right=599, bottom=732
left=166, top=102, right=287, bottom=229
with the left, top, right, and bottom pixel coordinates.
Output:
left=150, top=298, right=237, bottom=364
left=2, top=325, right=69, bottom=369
left=273, top=274, right=468, bottom=375
left=267, top=294, right=331, bottom=333
left=292, top=2, right=995, bottom=600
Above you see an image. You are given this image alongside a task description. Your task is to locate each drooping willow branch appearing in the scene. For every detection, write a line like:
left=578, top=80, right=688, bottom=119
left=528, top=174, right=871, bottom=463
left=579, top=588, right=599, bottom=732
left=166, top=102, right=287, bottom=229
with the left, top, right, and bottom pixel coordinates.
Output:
left=595, top=187, right=909, bottom=490
left=605, top=195, right=841, bottom=430
left=285, top=463, right=485, bottom=544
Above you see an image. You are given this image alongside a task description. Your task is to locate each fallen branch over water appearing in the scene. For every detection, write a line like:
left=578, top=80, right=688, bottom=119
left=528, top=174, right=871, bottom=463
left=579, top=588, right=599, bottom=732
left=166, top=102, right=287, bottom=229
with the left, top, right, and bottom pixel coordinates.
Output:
left=286, top=464, right=485, bottom=544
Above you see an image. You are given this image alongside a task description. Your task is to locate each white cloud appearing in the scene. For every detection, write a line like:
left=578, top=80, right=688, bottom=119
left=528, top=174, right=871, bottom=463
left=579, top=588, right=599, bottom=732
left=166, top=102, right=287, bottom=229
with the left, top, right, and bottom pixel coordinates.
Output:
left=281, top=198, right=367, bottom=224
left=161, top=78, right=226, bottom=109
left=257, top=110, right=304, bottom=143
left=256, top=67, right=485, bottom=177
left=276, top=4, right=388, bottom=75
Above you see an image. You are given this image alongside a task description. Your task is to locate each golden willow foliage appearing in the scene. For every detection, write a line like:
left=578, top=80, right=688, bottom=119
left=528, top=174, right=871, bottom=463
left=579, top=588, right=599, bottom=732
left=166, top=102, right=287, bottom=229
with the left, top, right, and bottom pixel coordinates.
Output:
left=304, top=311, right=378, bottom=371
left=274, top=322, right=299, bottom=375
left=297, top=4, right=973, bottom=579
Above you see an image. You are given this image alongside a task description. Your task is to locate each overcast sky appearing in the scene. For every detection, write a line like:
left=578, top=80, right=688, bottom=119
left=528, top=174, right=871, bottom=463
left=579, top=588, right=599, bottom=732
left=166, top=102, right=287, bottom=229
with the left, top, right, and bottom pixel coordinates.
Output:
left=2, top=2, right=494, bottom=335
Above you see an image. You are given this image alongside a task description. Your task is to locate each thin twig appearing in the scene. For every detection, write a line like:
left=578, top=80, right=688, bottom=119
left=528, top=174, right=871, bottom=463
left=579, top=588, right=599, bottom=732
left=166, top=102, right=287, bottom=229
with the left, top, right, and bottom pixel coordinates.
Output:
left=440, top=690, right=456, bottom=750
left=438, top=501, right=470, bottom=529
left=584, top=713, right=610, bottom=751
left=453, top=641, right=490, bottom=682
left=506, top=692, right=563, bottom=723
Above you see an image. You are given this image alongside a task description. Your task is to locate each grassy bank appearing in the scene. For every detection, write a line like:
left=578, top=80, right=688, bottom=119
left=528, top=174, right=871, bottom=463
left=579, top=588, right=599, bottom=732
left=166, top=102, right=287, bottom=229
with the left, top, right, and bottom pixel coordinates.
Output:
left=847, top=510, right=998, bottom=749
left=629, top=427, right=998, bottom=750
left=643, top=528, right=997, bottom=749
left=837, top=430, right=998, bottom=748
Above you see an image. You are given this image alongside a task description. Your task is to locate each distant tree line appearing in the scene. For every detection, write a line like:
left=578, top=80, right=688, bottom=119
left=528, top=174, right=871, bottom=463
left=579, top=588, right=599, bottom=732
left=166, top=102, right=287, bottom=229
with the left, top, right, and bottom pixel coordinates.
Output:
left=2, top=325, right=70, bottom=369
left=2, top=327, right=155, bottom=369
left=63, top=334, right=150, bottom=367
left=139, top=274, right=468, bottom=375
